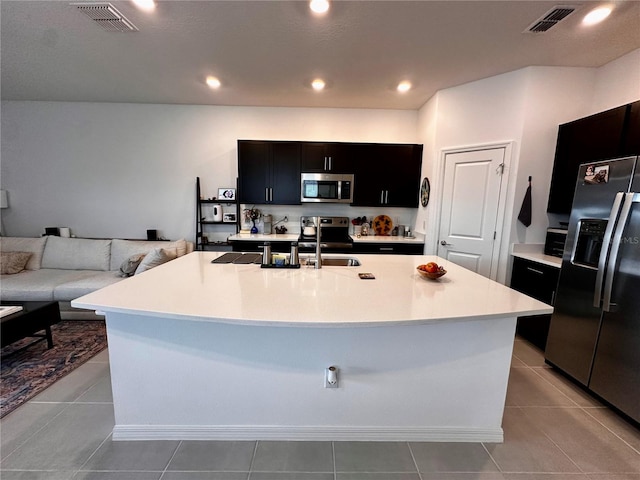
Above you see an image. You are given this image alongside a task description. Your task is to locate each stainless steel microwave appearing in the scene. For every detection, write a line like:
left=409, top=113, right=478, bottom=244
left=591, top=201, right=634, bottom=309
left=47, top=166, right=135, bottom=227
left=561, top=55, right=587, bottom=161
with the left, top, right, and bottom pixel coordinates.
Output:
left=301, top=173, right=354, bottom=203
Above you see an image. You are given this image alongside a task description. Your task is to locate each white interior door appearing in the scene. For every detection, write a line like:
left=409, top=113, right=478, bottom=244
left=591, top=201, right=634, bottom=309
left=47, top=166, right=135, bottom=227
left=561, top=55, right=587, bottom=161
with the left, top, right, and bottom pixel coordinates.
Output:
left=437, top=147, right=506, bottom=278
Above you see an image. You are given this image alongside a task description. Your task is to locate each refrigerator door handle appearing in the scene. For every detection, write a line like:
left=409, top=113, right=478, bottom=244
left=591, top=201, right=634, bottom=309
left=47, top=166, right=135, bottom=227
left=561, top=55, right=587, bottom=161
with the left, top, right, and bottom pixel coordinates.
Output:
left=603, top=192, right=636, bottom=312
left=594, top=192, right=625, bottom=308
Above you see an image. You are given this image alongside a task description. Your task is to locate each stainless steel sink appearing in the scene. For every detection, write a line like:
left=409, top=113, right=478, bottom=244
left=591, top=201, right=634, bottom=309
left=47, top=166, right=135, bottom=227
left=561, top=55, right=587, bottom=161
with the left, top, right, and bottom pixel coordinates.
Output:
left=302, top=256, right=361, bottom=266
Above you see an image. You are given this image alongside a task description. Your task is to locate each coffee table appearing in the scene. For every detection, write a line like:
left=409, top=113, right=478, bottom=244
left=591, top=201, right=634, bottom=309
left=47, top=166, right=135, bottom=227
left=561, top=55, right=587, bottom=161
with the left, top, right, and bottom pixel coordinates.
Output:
left=1, top=301, right=61, bottom=351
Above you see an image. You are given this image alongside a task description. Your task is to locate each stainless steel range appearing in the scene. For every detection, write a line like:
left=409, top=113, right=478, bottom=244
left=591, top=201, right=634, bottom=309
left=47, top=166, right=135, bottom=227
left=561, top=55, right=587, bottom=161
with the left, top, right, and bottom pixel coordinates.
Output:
left=298, top=216, right=353, bottom=253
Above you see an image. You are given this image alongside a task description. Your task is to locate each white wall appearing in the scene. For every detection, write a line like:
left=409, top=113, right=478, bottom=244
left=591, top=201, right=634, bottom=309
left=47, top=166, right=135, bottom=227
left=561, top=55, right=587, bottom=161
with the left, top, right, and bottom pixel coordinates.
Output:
left=2, top=48, right=638, bottom=263
left=416, top=48, right=640, bottom=283
left=0, top=102, right=417, bottom=240
left=591, top=48, right=640, bottom=113
left=417, top=69, right=530, bottom=283
left=514, top=66, right=595, bottom=245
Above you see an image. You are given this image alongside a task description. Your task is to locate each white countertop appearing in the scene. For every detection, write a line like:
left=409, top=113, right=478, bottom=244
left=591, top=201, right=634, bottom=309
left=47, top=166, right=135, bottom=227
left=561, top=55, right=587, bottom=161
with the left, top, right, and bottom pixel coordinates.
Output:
left=228, top=233, right=424, bottom=244
left=350, top=234, right=424, bottom=244
left=73, top=252, right=552, bottom=327
left=228, top=233, right=299, bottom=242
left=511, top=243, right=562, bottom=268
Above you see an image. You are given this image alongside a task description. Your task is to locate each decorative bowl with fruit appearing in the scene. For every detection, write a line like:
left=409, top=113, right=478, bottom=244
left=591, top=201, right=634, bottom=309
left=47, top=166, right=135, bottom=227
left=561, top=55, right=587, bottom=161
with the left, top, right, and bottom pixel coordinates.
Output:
left=417, top=262, right=447, bottom=279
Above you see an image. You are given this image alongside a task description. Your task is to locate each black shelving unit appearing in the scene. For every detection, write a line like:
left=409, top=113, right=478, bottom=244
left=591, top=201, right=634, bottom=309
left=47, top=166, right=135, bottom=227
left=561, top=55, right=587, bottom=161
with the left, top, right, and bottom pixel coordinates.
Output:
left=195, top=177, right=239, bottom=251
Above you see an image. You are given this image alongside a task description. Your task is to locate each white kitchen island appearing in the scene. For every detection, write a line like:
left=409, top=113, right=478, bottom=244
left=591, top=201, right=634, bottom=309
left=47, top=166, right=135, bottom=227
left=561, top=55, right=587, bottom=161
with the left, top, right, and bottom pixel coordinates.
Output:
left=72, top=252, right=552, bottom=443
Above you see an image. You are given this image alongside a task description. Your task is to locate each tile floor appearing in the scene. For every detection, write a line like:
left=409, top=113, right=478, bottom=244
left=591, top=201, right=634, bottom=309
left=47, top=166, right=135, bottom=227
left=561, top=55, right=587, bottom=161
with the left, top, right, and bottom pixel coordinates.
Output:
left=1, top=337, right=639, bottom=479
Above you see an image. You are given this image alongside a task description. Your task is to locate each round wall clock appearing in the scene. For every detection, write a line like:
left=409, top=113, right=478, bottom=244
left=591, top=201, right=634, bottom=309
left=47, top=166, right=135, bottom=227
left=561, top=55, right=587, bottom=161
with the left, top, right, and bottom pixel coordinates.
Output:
left=420, top=177, right=430, bottom=207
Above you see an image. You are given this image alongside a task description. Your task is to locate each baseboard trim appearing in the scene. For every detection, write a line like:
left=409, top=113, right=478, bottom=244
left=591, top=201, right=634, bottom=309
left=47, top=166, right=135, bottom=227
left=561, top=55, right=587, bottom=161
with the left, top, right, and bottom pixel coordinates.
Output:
left=112, top=425, right=503, bottom=443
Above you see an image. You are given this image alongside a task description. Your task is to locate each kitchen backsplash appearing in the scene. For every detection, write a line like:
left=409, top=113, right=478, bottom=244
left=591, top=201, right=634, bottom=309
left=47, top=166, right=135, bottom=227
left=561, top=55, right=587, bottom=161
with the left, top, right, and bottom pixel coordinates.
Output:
left=239, top=204, right=417, bottom=235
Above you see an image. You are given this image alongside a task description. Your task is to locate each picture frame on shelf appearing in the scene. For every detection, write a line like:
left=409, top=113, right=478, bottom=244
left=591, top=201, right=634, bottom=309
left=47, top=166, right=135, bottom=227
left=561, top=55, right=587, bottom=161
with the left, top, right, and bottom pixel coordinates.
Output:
left=218, top=188, right=236, bottom=200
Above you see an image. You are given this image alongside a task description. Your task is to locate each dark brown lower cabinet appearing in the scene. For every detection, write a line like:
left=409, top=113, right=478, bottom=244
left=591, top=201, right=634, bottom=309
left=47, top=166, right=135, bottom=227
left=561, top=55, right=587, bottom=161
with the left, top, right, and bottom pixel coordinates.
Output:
left=510, top=257, right=560, bottom=350
left=352, top=242, right=423, bottom=255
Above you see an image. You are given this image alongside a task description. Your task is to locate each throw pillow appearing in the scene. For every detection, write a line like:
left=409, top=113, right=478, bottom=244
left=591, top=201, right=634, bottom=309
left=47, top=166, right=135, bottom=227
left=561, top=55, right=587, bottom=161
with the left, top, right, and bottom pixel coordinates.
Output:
left=119, top=253, right=146, bottom=277
left=0, top=251, right=33, bottom=275
left=135, top=248, right=176, bottom=275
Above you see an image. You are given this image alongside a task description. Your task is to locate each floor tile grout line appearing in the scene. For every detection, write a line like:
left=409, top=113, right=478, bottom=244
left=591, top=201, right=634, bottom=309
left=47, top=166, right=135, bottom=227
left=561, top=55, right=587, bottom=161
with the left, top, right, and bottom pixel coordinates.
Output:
left=527, top=361, right=583, bottom=408
left=0, top=399, right=74, bottom=465
left=481, top=439, right=503, bottom=473
left=75, top=428, right=114, bottom=474
left=406, top=441, right=424, bottom=480
left=518, top=406, right=588, bottom=475
left=332, top=440, right=336, bottom=480
left=523, top=347, right=599, bottom=474
left=519, top=345, right=640, bottom=458
left=28, top=401, right=113, bottom=405
left=247, top=439, right=260, bottom=473
left=158, top=439, right=183, bottom=480
left=581, top=407, right=640, bottom=456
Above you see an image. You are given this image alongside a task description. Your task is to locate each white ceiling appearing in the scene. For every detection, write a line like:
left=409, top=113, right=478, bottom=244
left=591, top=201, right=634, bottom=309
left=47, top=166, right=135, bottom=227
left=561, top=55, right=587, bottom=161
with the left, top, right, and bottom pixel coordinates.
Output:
left=2, top=0, right=639, bottom=110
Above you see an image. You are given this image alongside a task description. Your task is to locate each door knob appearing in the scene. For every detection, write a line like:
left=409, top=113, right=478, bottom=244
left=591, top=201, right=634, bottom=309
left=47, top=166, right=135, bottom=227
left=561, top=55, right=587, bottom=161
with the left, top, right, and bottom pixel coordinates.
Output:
left=440, top=240, right=453, bottom=246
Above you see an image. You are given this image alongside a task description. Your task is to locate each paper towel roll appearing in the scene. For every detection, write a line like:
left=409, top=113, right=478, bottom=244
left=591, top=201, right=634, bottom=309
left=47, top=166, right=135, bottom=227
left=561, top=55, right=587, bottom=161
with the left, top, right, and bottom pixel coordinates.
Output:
left=213, top=204, right=223, bottom=222
left=59, top=227, right=71, bottom=238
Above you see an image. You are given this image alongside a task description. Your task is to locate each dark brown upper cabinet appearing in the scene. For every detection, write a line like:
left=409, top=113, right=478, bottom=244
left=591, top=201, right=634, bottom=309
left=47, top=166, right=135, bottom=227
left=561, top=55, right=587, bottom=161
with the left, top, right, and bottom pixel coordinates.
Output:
left=352, top=143, right=423, bottom=208
left=301, top=142, right=356, bottom=173
left=237, top=140, right=423, bottom=208
left=621, top=100, right=640, bottom=156
left=237, top=140, right=301, bottom=205
left=547, top=103, right=633, bottom=214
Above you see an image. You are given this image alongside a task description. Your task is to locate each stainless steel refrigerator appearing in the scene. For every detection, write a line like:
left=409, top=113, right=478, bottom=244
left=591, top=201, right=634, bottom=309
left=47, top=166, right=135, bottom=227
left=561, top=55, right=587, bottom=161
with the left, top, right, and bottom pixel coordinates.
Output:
left=545, top=155, right=640, bottom=423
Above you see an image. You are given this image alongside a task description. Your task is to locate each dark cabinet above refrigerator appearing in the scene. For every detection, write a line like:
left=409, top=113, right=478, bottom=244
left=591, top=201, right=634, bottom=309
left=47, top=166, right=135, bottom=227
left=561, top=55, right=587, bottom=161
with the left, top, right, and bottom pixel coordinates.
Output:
left=547, top=100, right=640, bottom=215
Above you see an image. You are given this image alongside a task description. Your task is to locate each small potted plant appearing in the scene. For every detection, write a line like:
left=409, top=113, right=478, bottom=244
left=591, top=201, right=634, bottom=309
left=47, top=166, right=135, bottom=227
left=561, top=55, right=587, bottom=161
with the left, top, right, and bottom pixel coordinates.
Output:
left=243, top=206, right=262, bottom=234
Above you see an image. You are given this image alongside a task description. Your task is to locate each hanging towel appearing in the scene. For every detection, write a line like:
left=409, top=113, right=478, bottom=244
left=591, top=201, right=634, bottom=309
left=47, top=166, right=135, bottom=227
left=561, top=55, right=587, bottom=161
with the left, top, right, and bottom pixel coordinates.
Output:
left=518, top=176, right=532, bottom=227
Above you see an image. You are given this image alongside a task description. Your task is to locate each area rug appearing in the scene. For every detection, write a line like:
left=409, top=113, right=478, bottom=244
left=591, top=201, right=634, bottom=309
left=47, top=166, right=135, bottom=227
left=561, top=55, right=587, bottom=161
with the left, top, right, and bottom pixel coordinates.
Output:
left=1, top=320, right=107, bottom=418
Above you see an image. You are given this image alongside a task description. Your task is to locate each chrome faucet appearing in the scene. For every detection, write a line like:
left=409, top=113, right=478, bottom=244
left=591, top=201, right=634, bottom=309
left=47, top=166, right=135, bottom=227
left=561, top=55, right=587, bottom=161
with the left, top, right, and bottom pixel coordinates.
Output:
left=315, top=216, right=322, bottom=269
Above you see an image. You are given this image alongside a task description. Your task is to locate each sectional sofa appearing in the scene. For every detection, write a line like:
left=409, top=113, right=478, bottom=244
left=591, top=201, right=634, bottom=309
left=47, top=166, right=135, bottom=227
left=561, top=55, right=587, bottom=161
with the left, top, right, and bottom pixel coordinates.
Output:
left=1, top=236, right=193, bottom=320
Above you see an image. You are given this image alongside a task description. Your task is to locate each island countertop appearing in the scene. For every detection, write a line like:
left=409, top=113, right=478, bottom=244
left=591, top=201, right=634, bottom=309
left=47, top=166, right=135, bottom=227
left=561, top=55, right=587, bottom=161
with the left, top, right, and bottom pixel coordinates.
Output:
left=73, top=252, right=552, bottom=327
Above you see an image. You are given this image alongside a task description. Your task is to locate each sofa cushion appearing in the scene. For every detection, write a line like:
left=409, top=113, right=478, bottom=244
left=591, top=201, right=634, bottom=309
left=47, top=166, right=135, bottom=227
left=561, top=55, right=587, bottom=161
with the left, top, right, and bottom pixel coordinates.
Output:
left=0, top=269, right=101, bottom=301
left=135, top=248, right=176, bottom=275
left=42, top=236, right=112, bottom=271
left=0, top=236, right=48, bottom=270
left=109, top=238, right=188, bottom=270
left=1, top=252, right=32, bottom=274
left=53, top=271, right=123, bottom=301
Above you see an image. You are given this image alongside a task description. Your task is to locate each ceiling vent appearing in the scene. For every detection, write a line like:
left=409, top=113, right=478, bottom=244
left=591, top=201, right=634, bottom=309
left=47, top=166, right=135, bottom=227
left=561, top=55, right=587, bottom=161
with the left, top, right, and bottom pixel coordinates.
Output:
left=70, top=2, right=138, bottom=32
left=525, top=5, right=577, bottom=33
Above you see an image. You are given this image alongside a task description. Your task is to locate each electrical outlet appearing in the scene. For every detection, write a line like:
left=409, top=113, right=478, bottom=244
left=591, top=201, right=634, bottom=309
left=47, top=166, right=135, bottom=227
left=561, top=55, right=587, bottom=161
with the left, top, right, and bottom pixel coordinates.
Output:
left=325, top=366, right=338, bottom=388
left=284, top=216, right=288, bottom=223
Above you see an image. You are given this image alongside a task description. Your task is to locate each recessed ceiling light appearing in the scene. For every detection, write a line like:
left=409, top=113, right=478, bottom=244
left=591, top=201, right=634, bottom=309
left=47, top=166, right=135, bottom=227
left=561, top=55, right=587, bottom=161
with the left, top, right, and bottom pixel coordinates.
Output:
left=131, top=0, right=156, bottom=11
left=311, top=79, right=326, bottom=91
left=206, top=76, right=221, bottom=89
left=310, top=0, right=329, bottom=14
left=582, top=6, right=612, bottom=25
left=397, top=81, right=412, bottom=93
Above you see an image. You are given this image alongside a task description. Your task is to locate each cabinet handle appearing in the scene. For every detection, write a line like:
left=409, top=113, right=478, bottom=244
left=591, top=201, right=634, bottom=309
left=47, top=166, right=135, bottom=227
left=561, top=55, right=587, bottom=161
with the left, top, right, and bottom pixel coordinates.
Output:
left=324, top=157, right=328, bottom=170
left=265, top=188, right=269, bottom=202
left=380, top=247, right=394, bottom=251
left=551, top=290, right=556, bottom=306
left=329, top=156, right=332, bottom=170
left=385, top=190, right=389, bottom=204
left=380, top=190, right=384, bottom=204
left=526, top=267, right=544, bottom=275
left=270, top=188, right=273, bottom=202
